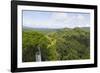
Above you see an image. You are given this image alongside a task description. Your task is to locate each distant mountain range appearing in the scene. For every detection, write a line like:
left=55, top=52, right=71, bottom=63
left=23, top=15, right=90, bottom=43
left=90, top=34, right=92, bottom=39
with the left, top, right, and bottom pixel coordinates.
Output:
left=23, top=26, right=59, bottom=32
left=23, top=26, right=90, bottom=32
left=78, top=27, right=90, bottom=31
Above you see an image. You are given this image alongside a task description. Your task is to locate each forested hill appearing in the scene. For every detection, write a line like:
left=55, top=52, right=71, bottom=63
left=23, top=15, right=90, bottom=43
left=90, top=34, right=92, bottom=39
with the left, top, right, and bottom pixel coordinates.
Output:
left=23, top=26, right=58, bottom=33
left=22, top=26, right=90, bottom=62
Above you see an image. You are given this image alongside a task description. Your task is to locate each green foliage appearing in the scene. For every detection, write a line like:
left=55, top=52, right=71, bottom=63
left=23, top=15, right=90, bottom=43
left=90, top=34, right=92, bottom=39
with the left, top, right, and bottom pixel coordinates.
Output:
left=22, top=27, right=90, bottom=62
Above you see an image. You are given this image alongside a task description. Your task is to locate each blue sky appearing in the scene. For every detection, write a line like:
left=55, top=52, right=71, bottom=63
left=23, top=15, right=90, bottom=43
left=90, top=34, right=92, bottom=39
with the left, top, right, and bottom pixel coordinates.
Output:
left=22, top=10, right=90, bottom=29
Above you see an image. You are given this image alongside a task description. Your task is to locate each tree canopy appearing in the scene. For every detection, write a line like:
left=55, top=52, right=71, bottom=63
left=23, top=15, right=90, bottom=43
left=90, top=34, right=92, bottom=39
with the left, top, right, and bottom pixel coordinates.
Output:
left=22, top=28, right=90, bottom=62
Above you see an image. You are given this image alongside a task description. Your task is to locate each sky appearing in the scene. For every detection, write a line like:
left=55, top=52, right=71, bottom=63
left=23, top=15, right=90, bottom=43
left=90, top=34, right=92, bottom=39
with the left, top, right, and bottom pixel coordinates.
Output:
left=22, top=10, right=90, bottom=29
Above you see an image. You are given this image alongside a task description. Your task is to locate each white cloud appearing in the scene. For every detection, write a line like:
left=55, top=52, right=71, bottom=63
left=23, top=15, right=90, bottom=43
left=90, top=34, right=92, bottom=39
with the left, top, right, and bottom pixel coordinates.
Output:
left=23, top=11, right=90, bottom=28
left=77, top=14, right=85, bottom=20
left=51, top=12, right=68, bottom=22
